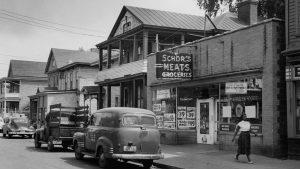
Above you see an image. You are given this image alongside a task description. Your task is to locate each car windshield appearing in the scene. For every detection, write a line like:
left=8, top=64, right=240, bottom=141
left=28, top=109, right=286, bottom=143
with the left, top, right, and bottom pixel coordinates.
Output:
left=11, top=118, right=29, bottom=127
left=122, top=115, right=156, bottom=126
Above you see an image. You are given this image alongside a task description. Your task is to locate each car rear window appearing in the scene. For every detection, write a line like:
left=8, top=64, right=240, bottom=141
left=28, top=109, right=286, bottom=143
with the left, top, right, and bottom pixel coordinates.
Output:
left=141, top=116, right=156, bottom=126
left=122, top=115, right=156, bottom=126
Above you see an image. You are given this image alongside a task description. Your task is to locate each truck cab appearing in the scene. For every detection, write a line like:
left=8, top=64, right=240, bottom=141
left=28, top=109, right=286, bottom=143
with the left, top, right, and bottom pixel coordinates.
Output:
left=73, top=107, right=164, bottom=168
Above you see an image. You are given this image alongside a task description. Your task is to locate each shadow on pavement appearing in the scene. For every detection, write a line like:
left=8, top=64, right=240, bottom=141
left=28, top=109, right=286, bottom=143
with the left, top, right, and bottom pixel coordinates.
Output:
left=26, top=146, right=74, bottom=153
left=61, top=157, right=146, bottom=169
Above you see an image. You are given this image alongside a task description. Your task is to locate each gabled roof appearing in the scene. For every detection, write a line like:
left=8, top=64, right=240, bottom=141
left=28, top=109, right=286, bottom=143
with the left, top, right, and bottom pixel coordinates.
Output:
left=8, top=60, right=47, bottom=78
left=45, top=48, right=98, bottom=73
left=108, top=6, right=214, bottom=38
left=212, top=12, right=247, bottom=31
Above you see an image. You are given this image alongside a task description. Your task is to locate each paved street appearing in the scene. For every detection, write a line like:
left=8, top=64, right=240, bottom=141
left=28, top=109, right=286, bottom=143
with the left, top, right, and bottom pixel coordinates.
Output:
left=0, top=134, right=161, bottom=169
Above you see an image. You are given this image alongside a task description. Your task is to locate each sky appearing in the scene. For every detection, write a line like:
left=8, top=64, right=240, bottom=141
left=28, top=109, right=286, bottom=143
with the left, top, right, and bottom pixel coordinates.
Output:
left=0, top=0, right=205, bottom=78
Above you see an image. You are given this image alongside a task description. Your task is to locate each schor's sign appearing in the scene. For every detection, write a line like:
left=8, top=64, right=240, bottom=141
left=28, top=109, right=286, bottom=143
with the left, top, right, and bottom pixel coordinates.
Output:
left=156, top=52, right=193, bottom=79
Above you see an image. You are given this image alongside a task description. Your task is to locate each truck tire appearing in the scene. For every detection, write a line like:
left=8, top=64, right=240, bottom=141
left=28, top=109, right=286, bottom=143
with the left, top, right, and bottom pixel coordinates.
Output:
left=34, top=135, right=41, bottom=148
left=74, top=142, right=84, bottom=160
left=47, top=137, right=54, bottom=152
left=98, top=147, right=109, bottom=168
left=3, top=133, right=6, bottom=137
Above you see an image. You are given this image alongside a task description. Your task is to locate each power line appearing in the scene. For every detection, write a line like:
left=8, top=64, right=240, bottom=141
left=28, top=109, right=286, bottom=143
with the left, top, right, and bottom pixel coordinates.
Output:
left=0, top=8, right=105, bottom=34
left=0, top=14, right=106, bottom=38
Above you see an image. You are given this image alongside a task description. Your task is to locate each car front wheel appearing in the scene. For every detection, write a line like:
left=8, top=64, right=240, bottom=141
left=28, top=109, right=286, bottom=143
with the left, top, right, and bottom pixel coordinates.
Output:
left=142, top=160, right=153, bottom=169
left=74, top=143, right=84, bottom=160
left=98, top=147, right=109, bottom=168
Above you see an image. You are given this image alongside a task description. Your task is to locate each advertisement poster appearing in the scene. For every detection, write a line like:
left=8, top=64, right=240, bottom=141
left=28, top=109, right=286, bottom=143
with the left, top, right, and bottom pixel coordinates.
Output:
left=157, top=89, right=170, bottom=100
left=164, top=122, right=175, bottom=129
left=153, top=104, right=161, bottom=112
left=177, top=106, right=187, bottom=118
left=164, top=113, right=175, bottom=122
left=186, top=107, right=196, bottom=119
left=156, top=115, right=164, bottom=129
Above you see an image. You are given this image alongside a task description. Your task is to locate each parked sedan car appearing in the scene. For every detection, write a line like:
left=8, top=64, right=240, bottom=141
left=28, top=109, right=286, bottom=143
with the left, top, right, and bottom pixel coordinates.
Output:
left=2, top=117, right=35, bottom=138
left=73, top=107, right=164, bottom=168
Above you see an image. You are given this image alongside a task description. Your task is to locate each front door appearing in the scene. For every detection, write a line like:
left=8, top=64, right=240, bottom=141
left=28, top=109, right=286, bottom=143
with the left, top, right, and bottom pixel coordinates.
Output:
left=196, top=99, right=215, bottom=144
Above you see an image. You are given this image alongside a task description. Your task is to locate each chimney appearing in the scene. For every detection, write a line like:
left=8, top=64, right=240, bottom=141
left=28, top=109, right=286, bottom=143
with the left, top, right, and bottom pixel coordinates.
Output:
left=237, top=0, right=258, bottom=25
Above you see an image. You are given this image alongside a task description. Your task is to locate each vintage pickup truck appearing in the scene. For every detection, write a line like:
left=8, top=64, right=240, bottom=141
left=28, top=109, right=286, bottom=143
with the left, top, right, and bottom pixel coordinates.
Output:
left=73, top=107, right=164, bottom=168
left=34, top=104, right=88, bottom=151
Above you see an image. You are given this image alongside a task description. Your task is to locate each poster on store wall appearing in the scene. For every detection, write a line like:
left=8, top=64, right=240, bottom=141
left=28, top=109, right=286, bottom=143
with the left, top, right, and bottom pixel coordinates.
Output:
left=177, top=106, right=187, bottom=118
left=245, top=106, right=256, bottom=118
left=178, top=120, right=195, bottom=128
left=164, top=113, right=175, bottom=122
left=157, top=89, right=170, bottom=100
left=225, top=82, right=247, bottom=94
left=222, top=106, right=232, bottom=118
left=186, top=107, right=196, bottom=119
left=164, top=122, right=175, bottom=129
left=153, top=104, right=161, bottom=112
left=156, top=115, right=164, bottom=129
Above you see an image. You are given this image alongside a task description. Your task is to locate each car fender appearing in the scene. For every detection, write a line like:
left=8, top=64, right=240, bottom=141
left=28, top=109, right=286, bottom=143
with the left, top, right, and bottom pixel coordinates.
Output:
left=96, top=136, right=113, bottom=157
left=73, top=132, right=85, bottom=145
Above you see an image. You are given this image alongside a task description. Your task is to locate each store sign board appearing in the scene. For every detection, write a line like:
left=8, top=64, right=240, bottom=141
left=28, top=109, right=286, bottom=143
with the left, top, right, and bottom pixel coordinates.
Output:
left=156, top=51, right=193, bottom=79
left=225, top=82, right=247, bottom=94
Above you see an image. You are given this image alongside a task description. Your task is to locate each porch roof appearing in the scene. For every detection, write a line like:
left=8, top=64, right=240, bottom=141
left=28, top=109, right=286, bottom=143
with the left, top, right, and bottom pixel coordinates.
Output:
left=95, top=59, right=147, bottom=85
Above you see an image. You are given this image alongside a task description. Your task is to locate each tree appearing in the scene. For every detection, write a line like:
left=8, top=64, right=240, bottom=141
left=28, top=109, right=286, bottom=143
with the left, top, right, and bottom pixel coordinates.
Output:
left=197, top=0, right=284, bottom=19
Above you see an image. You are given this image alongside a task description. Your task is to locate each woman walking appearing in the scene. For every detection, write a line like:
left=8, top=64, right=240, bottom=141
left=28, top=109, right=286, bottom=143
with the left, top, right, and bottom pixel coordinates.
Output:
left=232, top=114, right=257, bottom=164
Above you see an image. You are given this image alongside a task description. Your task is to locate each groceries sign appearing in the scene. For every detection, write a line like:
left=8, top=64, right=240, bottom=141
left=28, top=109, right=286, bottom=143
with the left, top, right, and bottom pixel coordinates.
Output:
left=156, top=52, right=193, bottom=79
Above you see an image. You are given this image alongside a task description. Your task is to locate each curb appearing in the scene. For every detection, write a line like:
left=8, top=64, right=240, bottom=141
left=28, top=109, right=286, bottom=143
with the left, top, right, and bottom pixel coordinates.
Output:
left=153, top=162, right=184, bottom=169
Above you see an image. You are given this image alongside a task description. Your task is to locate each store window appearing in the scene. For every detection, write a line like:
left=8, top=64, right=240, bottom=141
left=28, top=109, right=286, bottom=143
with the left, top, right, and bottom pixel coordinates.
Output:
left=152, top=88, right=176, bottom=129
left=295, top=81, right=300, bottom=135
left=218, top=77, right=263, bottom=133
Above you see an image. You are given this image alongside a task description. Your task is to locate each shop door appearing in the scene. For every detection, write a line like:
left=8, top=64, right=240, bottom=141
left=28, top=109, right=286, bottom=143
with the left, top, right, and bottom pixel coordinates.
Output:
left=196, top=99, right=215, bottom=144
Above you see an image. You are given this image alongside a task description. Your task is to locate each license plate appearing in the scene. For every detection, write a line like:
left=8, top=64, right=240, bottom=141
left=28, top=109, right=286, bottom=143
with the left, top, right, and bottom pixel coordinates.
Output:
left=53, top=140, right=62, bottom=144
left=123, top=146, right=136, bottom=152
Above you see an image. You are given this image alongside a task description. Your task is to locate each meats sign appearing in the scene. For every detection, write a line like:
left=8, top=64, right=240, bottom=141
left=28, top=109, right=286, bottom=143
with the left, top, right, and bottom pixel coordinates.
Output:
left=156, top=52, right=193, bottom=79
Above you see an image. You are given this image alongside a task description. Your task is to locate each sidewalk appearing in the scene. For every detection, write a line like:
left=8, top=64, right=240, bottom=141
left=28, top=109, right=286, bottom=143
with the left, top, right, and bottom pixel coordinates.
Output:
left=153, top=144, right=300, bottom=169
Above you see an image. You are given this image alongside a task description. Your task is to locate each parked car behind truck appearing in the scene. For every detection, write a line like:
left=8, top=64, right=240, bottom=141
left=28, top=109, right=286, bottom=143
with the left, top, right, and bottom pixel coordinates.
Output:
left=2, top=116, right=34, bottom=138
left=73, top=107, right=164, bottom=169
left=34, top=104, right=88, bottom=151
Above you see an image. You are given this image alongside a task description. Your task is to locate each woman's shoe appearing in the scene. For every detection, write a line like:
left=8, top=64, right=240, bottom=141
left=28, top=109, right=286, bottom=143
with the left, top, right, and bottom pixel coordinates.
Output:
left=248, top=161, right=254, bottom=164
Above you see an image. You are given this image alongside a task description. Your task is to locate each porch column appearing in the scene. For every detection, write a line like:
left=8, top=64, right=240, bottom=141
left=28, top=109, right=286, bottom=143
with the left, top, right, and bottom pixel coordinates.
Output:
left=99, top=48, right=103, bottom=71
left=181, top=34, right=185, bottom=45
left=156, top=34, right=159, bottom=52
left=4, top=80, right=6, bottom=115
left=98, top=86, right=103, bottom=109
left=120, top=83, right=124, bottom=107
left=107, top=45, right=112, bottom=68
left=119, top=40, right=123, bottom=65
left=143, top=31, right=148, bottom=59
left=133, top=80, right=136, bottom=108
left=142, top=76, right=147, bottom=109
left=107, top=85, right=111, bottom=107
left=133, top=35, right=137, bottom=61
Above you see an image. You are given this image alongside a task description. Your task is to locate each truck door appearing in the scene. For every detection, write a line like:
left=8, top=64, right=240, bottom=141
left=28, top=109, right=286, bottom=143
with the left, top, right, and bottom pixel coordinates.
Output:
left=85, top=115, right=97, bottom=151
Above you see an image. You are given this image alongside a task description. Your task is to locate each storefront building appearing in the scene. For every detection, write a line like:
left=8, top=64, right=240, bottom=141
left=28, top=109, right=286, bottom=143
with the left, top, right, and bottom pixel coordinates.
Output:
left=147, top=19, right=286, bottom=157
left=282, top=0, right=300, bottom=159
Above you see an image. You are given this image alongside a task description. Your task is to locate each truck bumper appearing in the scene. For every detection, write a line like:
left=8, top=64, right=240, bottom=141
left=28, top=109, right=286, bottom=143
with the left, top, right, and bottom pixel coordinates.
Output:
left=112, top=153, right=164, bottom=160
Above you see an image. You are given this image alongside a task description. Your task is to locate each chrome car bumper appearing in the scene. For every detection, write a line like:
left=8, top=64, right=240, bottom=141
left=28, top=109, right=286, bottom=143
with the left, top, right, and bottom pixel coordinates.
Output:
left=9, top=131, right=34, bottom=135
left=112, top=153, right=164, bottom=160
